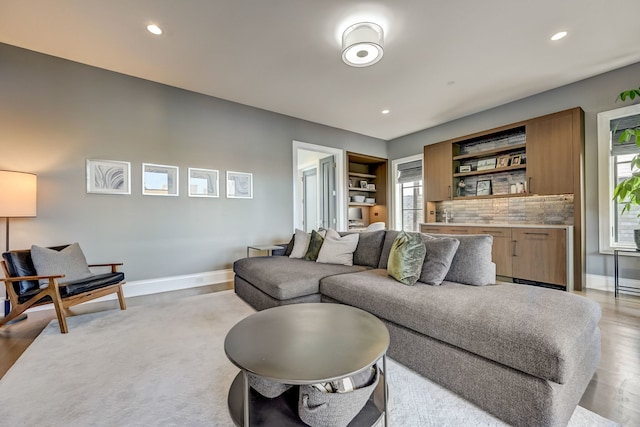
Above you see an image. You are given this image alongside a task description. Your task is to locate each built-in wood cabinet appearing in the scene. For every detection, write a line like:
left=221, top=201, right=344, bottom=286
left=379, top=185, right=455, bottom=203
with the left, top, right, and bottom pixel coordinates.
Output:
left=346, top=152, right=388, bottom=230
left=425, top=142, right=452, bottom=202
left=420, top=223, right=573, bottom=290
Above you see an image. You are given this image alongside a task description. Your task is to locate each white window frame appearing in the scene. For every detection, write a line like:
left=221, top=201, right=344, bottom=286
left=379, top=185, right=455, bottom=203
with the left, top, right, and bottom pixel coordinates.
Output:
left=391, top=154, right=423, bottom=231
left=597, top=103, right=640, bottom=253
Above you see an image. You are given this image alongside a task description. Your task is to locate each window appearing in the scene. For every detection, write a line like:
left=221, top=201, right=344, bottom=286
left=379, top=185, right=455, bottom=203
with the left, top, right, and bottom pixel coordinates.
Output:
left=393, top=155, right=423, bottom=232
left=597, top=103, right=640, bottom=252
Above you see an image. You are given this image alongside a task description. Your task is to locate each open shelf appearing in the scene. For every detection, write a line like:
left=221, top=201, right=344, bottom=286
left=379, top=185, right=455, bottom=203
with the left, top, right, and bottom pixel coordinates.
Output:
left=453, top=164, right=526, bottom=178
left=349, top=172, right=377, bottom=179
left=453, top=143, right=526, bottom=161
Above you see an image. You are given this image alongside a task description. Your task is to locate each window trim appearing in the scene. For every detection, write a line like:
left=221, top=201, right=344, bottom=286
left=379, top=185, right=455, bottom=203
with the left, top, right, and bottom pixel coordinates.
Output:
left=597, top=103, right=640, bottom=253
left=391, top=154, right=423, bottom=231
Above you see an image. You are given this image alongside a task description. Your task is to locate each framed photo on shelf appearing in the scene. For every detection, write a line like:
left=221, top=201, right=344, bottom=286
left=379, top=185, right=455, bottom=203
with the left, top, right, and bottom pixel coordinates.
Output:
left=511, top=154, right=522, bottom=165
left=360, top=180, right=368, bottom=188
left=188, top=168, right=219, bottom=198
left=142, top=163, right=179, bottom=196
left=366, top=183, right=376, bottom=190
left=477, top=158, right=497, bottom=171
left=476, top=180, right=492, bottom=196
left=86, top=159, right=131, bottom=195
left=459, top=165, right=471, bottom=173
left=227, top=171, right=253, bottom=199
left=497, top=155, right=510, bottom=168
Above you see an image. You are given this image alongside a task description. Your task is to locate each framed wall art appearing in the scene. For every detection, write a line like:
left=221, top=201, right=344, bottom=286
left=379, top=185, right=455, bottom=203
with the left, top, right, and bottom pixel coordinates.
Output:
left=476, top=180, right=492, bottom=196
left=142, top=163, right=179, bottom=196
left=188, top=168, right=219, bottom=198
left=86, top=159, right=131, bottom=195
left=226, top=171, right=253, bottom=199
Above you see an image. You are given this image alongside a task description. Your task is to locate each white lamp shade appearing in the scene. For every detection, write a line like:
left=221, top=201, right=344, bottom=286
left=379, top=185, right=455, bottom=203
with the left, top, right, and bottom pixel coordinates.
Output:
left=0, top=171, right=37, bottom=217
left=342, top=22, right=384, bottom=67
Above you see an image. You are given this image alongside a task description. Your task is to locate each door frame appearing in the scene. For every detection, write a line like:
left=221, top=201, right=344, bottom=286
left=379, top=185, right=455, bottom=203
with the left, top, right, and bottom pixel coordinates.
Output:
left=293, top=141, right=345, bottom=232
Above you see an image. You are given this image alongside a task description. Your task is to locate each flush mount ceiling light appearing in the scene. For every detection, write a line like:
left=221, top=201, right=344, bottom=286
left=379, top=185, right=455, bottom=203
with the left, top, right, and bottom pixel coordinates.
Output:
left=342, top=22, right=384, bottom=67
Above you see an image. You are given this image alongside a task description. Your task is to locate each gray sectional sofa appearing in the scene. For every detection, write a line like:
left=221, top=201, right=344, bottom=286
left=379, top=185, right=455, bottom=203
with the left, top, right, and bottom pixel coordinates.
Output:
left=233, top=230, right=601, bottom=427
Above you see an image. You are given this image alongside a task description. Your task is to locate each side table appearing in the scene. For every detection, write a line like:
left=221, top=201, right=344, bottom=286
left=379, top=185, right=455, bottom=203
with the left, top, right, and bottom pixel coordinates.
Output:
left=246, top=244, right=283, bottom=258
left=613, top=248, right=640, bottom=298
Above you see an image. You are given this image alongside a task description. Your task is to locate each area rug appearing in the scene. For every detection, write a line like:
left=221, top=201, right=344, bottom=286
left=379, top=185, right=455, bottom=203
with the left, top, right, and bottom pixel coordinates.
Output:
left=0, top=290, right=617, bottom=426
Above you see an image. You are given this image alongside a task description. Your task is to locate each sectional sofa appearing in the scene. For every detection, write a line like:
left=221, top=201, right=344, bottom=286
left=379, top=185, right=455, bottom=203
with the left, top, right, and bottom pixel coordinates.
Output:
left=233, top=230, right=601, bottom=427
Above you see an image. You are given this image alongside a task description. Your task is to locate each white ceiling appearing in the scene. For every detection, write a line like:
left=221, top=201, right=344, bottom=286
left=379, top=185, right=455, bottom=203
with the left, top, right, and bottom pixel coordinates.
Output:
left=1, top=0, right=639, bottom=141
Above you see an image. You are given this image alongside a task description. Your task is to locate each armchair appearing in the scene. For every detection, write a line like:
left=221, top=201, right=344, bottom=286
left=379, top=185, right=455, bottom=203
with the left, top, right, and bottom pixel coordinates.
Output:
left=1, top=244, right=126, bottom=333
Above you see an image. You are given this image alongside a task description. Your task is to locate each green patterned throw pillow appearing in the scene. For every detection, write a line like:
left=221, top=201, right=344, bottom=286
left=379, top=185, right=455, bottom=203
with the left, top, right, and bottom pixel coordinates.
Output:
left=303, top=230, right=325, bottom=261
left=387, top=231, right=427, bottom=285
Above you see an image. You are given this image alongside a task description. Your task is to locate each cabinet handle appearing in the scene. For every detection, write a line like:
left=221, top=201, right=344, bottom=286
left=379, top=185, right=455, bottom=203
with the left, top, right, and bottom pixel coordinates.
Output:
left=512, top=240, right=517, bottom=256
left=528, top=177, right=532, bottom=194
left=448, top=185, right=452, bottom=200
left=482, top=230, right=501, bottom=234
left=524, top=232, right=549, bottom=236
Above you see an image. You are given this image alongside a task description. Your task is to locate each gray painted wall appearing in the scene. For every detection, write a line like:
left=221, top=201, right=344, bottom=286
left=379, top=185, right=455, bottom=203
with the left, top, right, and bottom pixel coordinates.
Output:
left=0, top=43, right=386, bottom=281
left=388, top=61, right=640, bottom=280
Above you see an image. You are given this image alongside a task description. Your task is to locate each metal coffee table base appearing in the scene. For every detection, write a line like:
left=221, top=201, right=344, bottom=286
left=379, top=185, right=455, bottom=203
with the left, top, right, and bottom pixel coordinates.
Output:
left=227, top=367, right=387, bottom=427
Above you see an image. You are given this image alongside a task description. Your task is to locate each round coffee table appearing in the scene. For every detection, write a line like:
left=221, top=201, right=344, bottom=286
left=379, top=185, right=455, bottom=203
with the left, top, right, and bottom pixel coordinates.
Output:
left=224, top=303, right=390, bottom=426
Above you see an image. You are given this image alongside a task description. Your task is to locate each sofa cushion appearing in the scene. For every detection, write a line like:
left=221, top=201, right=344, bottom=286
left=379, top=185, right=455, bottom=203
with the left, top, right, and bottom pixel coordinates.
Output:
left=317, top=229, right=359, bottom=266
left=31, top=243, right=93, bottom=285
left=377, top=230, right=399, bottom=269
left=387, top=231, right=426, bottom=286
left=303, top=230, right=325, bottom=261
left=234, top=256, right=368, bottom=300
left=320, top=269, right=601, bottom=384
left=425, top=233, right=494, bottom=286
left=340, top=230, right=386, bottom=268
left=419, top=235, right=460, bottom=286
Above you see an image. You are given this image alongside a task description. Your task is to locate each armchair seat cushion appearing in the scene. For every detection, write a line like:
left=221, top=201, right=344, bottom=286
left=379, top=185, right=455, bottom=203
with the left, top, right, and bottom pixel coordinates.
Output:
left=59, top=272, right=125, bottom=298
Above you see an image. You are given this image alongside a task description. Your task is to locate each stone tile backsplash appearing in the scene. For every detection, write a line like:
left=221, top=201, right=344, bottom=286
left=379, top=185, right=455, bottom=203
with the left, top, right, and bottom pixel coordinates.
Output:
left=437, top=194, right=574, bottom=225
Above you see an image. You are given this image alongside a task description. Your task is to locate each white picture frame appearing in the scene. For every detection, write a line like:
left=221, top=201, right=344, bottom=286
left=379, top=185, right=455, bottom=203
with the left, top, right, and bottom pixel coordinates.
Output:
left=188, top=168, right=219, bottom=198
left=477, top=158, right=497, bottom=171
left=86, top=159, right=131, bottom=195
left=142, top=163, right=179, bottom=196
left=226, top=171, right=253, bottom=199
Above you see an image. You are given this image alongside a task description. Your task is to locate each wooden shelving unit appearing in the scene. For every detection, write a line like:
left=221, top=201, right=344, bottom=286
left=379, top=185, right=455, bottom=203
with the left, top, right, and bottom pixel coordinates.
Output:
left=347, top=152, right=388, bottom=229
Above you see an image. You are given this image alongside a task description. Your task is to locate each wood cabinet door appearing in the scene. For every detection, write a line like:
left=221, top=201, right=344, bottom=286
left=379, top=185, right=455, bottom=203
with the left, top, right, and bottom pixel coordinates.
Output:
left=526, top=111, right=574, bottom=195
left=511, top=228, right=566, bottom=286
left=424, top=142, right=452, bottom=201
left=467, top=227, right=513, bottom=277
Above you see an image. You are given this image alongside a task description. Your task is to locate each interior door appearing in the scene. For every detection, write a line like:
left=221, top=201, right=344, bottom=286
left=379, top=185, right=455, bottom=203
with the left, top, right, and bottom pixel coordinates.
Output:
left=319, top=155, right=337, bottom=229
left=302, top=169, right=318, bottom=232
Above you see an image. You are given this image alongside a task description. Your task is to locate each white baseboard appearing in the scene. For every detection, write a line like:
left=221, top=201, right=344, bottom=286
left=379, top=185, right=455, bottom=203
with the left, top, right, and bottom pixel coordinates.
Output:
left=19, top=269, right=234, bottom=314
left=585, top=273, right=640, bottom=295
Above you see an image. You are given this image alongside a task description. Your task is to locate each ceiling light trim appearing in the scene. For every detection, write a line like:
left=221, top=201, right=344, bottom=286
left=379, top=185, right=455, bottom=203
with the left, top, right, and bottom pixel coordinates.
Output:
left=341, top=22, right=384, bottom=67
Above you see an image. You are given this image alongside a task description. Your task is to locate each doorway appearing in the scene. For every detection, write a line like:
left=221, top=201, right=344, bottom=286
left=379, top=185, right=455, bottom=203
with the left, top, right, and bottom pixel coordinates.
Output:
left=293, top=141, right=345, bottom=232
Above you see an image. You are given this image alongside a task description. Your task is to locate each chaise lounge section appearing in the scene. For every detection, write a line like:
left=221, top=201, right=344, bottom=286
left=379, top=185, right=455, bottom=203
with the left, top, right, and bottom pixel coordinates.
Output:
left=233, top=230, right=601, bottom=427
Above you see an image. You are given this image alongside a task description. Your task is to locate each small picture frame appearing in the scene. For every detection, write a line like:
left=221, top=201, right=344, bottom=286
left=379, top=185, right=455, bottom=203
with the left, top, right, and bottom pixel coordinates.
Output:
left=227, top=171, right=253, bottom=199
left=477, top=158, right=497, bottom=171
left=86, top=159, right=131, bottom=195
left=360, top=180, right=368, bottom=188
left=459, top=165, right=471, bottom=173
left=188, top=168, right=219, bottom=198
left=497, top=155, right=510, bottom=168
left=143, top=163, right=179, bottom=196
left=476, top=180, right=492, bottom=196
left=366, top=183, right=376, bottom=190
left=511, top=154, right=522, bottom=165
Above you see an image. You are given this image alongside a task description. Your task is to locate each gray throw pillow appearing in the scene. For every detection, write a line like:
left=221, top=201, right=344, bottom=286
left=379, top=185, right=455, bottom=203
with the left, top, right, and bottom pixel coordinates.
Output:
left=31, top=243, right=93, bottom=285
left=387, top=231, right=426, bottom=286
left=317, top=229, right=359, bottom=266
left=419, top=235, right=460, bottom=285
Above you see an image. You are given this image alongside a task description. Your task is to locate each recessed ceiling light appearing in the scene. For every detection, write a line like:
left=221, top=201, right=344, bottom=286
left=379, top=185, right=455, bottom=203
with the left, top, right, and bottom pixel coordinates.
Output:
left=381, top=109, right=390, bottom=115
left=551, top=31, right=567, bottom=41
left=147, top=24, right=163, bottom=35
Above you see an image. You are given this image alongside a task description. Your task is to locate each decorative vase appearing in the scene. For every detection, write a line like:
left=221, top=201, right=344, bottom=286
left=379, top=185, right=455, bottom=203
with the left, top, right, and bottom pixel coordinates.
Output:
left=634, top=229, right=640, bottom=250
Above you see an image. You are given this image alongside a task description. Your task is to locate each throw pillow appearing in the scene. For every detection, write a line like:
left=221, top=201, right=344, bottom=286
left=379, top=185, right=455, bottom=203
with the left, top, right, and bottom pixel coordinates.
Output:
left=31, top=243, right=93, bottom=285
left=387, top=231, right=426, bottom=286
left=289, top=229, right=311, bottom=258
left=316, top=229, right=359, bottom=266
left=303, top=230, right=325, bottom=261
left=284, top=234, right=295, bottom=256
left=419, top=234, right=460, bottom=285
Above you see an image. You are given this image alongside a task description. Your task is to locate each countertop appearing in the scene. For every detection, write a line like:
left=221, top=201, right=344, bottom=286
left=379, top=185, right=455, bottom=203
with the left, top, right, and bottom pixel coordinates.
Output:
left=420, top=222, right=573, bottom=229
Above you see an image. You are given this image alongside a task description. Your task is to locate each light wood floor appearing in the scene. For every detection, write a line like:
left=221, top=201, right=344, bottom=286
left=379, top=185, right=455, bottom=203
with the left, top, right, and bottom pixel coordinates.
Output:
left=1, top=284, right=638, bottom=426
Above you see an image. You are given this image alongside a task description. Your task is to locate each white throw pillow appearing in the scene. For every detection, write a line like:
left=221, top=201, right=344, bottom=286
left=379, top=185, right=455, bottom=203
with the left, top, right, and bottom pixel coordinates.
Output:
left=289, top=229, right=327, bottom=259
left=316, top=229, right=359, bottom=266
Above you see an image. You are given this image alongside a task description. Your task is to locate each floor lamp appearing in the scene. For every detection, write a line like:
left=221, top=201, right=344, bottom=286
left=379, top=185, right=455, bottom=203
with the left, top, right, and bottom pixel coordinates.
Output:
left=0, top=170, right=37, bottom=321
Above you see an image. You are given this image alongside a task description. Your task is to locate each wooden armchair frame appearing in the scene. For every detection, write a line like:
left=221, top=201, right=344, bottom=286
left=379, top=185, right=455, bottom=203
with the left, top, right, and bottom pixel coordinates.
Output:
left=1, top=261, right=126, bottom=333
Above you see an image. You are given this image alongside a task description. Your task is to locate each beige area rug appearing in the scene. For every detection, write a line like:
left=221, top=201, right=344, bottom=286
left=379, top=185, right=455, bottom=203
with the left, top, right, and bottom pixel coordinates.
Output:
left=0, top=290, right=618, bottom=426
